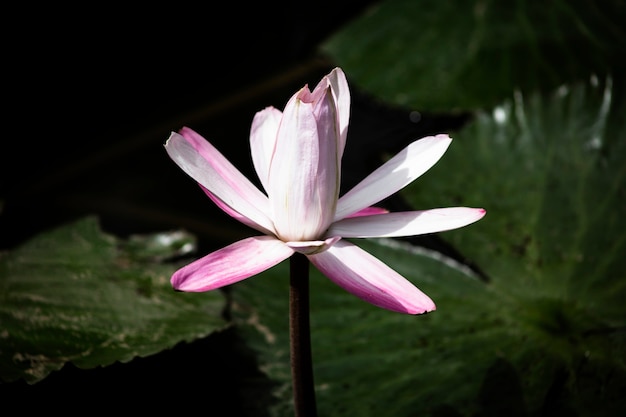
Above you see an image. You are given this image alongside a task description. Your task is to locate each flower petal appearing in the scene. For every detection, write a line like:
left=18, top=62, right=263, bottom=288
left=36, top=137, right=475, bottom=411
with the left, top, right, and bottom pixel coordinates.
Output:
left=307, top=240, right=435, bottom=314
left=311, top=67, right=350, bottom=160
left=335, top=135, right=452, bottom=220
left=165, top=128, right=275, bottom=234
left=329, top=207, right=486, bottom=238
left=269, top=86, right=340, bottom=241
left=171, top=236, right=294, bottom=292
left=286, top=236, right=341, bottom=255
left=345, top=206, right=389, bottom=218
left=250, top=107, right=282, bottom=192
left=312, top=67, right=350, bottom=157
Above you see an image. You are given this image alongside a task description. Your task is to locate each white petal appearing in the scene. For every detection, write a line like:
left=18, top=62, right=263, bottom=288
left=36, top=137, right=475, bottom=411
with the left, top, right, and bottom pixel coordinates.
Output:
left=328, top=207, right=486, bottom=238
left=250, top=107, right=282, bottom=192
left=307, top=240, right=435, bottom=314
left=314, top=67, right=350, bottom=157
left=335, top=135, right=452, bottom=220
left=165, top=129, right=275, bottom=234
left=269, top=88, right=339, bottom=241
left=171, top=236, right=294, bottom=292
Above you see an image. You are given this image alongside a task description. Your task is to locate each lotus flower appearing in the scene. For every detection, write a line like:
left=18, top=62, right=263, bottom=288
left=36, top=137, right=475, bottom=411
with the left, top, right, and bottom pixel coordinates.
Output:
left=165, top=67, right=485, bottom=314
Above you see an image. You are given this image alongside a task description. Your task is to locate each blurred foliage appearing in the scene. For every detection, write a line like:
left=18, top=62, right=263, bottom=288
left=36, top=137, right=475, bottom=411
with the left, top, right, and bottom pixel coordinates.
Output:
left=231, top=78, right=626, bottom=417
left=0, top=217, right=227, bottom=384
left=321, top=0, right=626, bottom=112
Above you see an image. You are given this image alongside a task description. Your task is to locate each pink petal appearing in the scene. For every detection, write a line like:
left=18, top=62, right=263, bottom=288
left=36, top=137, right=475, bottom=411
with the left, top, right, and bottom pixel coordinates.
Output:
left=345, top=206, right=389, bottom=218
left=269, top=87, right=339, bottom=241
left=165, top=128, right=275, bottom=234
left=335, top=135, right=453, bottom=220
left=329, top=207, right=486, bottom=238
left=307, top=240, right=436, bottom=314
left=171, top=236, right=294, bottom=292
left=249, top=107, right=282, bottom=192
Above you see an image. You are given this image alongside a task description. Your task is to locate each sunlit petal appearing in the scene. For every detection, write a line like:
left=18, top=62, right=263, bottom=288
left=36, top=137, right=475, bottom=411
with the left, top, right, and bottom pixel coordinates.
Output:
left=308, top=68, right=349, bottom=158
left=308, top=240, right=436, bottom=314
left=329, top=207, right=486, bottom=238
left=171, top=236, right=294, bottom=292
left=269, top=87, right=339, bottom=241
left=335, top=135, right=452, bottom=220
left=311, top=86, right=341, bottom=230
left=250, top=107, right=282, bottom=192
left=325, top=68, right=350, bottom=157
left=165, top=129, right=275, bottom=233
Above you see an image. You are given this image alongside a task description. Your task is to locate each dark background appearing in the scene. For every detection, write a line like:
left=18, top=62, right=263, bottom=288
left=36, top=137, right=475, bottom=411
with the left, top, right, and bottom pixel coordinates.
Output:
left=1, top=2, right=473, bottom=414
left=3, top=1, right=472, bottom=253
left=3, top=2, right=376, bottom=248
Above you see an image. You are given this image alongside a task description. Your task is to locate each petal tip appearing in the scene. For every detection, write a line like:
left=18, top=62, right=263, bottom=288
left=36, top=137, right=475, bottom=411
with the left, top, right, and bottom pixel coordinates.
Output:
left=404, top=300, right=436, bottom=315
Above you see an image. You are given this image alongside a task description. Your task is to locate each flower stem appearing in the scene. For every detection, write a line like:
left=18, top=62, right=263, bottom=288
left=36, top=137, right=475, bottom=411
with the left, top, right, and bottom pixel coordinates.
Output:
left=289, top=253, right=317, bottom=417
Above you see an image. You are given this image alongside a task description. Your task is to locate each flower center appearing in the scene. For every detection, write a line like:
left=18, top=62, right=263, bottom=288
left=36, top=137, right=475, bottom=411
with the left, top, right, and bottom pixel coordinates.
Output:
left=285, top=236, right=341, bottom=255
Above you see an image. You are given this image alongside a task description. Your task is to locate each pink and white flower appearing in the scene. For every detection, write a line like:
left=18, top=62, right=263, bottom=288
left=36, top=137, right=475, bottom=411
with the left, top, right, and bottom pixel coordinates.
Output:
left=165, top=67, right=485, bottom=314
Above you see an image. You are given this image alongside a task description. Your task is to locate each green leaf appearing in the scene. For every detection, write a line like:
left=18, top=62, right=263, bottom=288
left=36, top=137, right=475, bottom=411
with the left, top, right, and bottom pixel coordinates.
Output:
left=405, top=76, right=626, bottom=314
left=0, top=216, right=228, bottom=384
left=231, top=79, right=626, bottom=416
left=231, top=240, right=536, bottom=417
left=401, top=77, right=626, bottom=413
left=321, top=0, right=626, bottom=111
